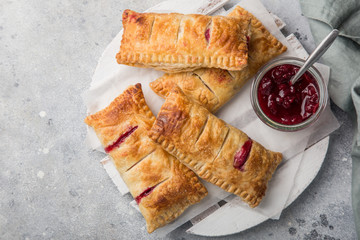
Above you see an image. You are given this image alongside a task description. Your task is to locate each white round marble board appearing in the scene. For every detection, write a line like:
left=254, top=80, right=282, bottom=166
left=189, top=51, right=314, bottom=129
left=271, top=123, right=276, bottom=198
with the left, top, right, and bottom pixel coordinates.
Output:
left=89, top=5, right=330, bottom=238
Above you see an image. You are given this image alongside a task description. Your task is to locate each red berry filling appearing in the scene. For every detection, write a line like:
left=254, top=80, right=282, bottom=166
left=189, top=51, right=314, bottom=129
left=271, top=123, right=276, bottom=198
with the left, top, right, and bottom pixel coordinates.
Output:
left=257, top=64, right=320, bottom=125
left=104, top=126, right=138, bottom=153
left=246, top=35, right=250, bottom=49
left=135, top=186, right=156, bottom=204
left=205, top=28, right=211, bottom=43
left=233, top=139, right=253, bottom=171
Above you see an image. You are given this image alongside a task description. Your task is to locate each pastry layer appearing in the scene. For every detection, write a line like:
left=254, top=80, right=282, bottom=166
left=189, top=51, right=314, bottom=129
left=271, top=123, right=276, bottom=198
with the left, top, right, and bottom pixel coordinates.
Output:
left=116, top=9, right=250, bottom=72
left=149, top=87, right=282, bottom=208
left=150, top=6, right=287, bottom=112
left=85, top=84, right=207, bottom=233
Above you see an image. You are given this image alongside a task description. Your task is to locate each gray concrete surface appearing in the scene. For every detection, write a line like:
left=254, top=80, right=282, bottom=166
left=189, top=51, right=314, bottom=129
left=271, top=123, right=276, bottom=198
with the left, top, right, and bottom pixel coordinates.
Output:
left=0, top=0, right=357, bottom=239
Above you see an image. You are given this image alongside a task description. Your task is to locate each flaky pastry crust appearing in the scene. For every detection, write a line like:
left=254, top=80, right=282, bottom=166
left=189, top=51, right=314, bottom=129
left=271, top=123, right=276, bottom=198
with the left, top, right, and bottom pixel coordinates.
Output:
left=149, top=87, right=282, bottom=208
left=85, top=84, right=207, bottom=233
left=150, top=6, right=287, bottom=112
left=116, top=9, right=250, bottom=72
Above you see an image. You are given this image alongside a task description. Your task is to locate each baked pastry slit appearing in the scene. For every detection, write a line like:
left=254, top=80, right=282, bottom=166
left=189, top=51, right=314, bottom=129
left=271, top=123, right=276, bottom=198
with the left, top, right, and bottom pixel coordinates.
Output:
left=126, top=149, right=156, bottom=172
left=193, top=72, right=215, bottom=96
left=211, top=126, right=230, bottom=164
left=148, top=17, right=156, bottom=43
left=192, top=72, right=220, bottom=109
left=204, top=19, right=212, bottom=44
left=226, top=69, right=236, bottom=79
left=176, top=18, right=184, bottom=43
left=150, top=87, right=282, bottom=208
left=135, top=177, right=169, bottom=204
left=104, top=125, right=138, bottom=153
left=85, top=84, right=207, bottom=233
left=233, top=139, right=252, bottom=171
left=195, top=116, right=209, bottom=144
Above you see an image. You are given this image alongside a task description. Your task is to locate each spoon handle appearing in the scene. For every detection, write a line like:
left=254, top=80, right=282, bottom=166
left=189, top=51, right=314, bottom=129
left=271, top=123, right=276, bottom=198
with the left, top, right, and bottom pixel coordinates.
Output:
left=290, top=29, right=339, bottom=85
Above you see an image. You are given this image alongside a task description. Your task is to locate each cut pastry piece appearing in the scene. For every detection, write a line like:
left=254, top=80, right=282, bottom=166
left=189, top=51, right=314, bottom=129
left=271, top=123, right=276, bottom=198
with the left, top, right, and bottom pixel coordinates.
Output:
left=149, top=87, right=282, bottom=208
left=84, top=84, right=207, bottom=233
left=150, top=6, right=287, bottom=112
left=116, top=9, right=250, bottom=73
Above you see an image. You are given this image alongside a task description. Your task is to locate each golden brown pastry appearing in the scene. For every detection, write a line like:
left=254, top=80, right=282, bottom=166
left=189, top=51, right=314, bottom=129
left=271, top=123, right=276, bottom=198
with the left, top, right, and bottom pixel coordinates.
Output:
left=84, top=84, right=207, bottom=233
left=149, top=87, right=282, bottom=208
left=116, top=9, right=251, bottom=73
left=150, top=6, right=287, bottom=112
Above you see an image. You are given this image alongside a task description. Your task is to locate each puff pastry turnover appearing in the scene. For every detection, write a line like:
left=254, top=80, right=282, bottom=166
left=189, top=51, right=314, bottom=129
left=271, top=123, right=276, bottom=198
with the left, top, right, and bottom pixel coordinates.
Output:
left=149, top=87, right=282, bottom=208
left=84, top=84, right=207, bottom=233
left=150, top=6, right=287, bottom=112
left=116, top=9, right=250, bottom=72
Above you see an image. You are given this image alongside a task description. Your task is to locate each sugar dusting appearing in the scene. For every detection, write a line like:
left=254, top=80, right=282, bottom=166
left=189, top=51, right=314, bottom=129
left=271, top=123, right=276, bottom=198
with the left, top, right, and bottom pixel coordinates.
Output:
left=39, top=111, right=47, bottom=118
left=38, top=148, right=50, bottom=154
left=37, top=171, right=45, bottom=179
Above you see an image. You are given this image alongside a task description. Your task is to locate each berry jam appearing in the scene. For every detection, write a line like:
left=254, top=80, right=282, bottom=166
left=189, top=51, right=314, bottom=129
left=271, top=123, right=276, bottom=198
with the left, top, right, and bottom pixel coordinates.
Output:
left=135, top=186, right=156, bottom=204
left=104, top=126, right=138, bottom=153
left=233, top=139, right=252, bottom=171
left=205, top=29, right=210, bottom=42
left=257, top=64, right=320, bottom=125
left=246, top=35, right=250, bottom=49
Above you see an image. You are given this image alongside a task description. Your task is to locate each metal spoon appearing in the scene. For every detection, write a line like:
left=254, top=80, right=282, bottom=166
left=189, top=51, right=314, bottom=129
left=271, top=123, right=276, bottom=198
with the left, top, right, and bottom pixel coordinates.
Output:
left=290, top=29, right=339, bottom=85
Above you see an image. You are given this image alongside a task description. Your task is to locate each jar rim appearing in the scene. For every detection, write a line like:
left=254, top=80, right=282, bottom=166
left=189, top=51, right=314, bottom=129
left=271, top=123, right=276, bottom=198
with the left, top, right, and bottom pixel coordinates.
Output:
left=250, top=57, right=328, bottom=132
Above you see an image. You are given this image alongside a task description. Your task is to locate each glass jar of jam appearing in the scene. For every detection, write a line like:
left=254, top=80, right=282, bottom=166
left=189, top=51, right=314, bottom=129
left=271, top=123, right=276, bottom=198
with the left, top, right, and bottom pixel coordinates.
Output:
left=251, top=57, right=328, bottom=131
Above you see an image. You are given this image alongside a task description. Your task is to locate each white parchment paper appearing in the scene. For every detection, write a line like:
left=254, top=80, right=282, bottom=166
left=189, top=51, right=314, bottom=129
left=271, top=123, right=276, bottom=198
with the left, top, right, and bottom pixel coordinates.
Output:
left=82, top=0, right=340, bottom=236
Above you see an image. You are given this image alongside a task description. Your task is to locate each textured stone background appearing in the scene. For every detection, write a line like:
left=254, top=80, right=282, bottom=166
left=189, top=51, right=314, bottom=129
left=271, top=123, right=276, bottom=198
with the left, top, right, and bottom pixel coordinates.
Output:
left=0, top=0, right=357, bottom=239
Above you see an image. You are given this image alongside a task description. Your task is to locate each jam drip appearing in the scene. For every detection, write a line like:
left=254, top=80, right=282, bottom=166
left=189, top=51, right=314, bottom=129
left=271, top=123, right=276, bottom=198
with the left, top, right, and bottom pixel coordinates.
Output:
left=258, top=64, right=320, bottom=125
left=135, top=186, right=156, bottom=204
left=233, top=139, right=253, bottom=171
left=104, top=126, right=138, bottom=153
